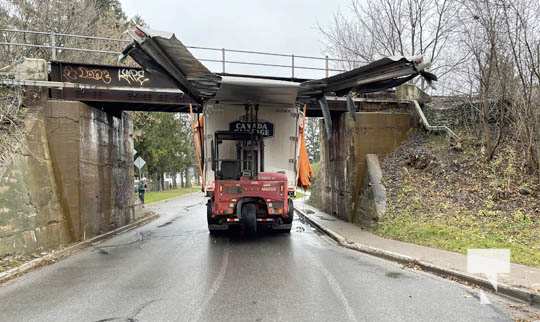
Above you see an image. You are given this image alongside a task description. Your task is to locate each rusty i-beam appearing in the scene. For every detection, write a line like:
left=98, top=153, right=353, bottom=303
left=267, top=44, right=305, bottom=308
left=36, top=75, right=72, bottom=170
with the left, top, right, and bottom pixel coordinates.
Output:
left=0, top=60, right=416, bottom=117
left=46, top=61, right=330, bottom=114
left=48, top=61, right=199, bottom=113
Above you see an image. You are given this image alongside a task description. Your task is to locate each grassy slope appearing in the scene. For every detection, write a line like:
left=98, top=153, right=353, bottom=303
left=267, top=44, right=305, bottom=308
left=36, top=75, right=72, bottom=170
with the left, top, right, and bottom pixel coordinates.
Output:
left=375, top=131, right=540, bottom=267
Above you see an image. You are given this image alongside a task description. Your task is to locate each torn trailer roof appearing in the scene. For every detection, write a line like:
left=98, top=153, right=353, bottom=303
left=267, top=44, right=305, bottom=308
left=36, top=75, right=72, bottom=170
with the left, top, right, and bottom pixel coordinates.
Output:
left=121, top=26, right=437, bottom=106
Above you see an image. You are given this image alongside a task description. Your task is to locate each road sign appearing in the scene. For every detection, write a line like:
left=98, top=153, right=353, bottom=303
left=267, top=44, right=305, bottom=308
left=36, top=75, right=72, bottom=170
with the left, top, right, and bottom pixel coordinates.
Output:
left=133, top=148, right=137, bottom=156
left=134, top=156, right=146, bottom=169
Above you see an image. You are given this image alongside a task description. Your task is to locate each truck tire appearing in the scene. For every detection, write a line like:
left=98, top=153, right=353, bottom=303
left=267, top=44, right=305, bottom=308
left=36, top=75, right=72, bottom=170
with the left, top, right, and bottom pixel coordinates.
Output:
left=277, top=199, right=294, bottom=233
left=285, top=198, right=294, bottom=224
left=242, top=203, right=257, bottom=236
left=207, top=201, right=219, bottom=235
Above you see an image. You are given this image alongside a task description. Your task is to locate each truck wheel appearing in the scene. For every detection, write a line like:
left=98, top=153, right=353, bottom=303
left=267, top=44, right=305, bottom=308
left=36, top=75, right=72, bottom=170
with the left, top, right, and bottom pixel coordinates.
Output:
left=285, top=198, right=294, bottom=224
left=276, top=199, right=294, bottom=233
left=207, top=201, right=219, bottom=235
left=242, top=203, right=257, bottom=236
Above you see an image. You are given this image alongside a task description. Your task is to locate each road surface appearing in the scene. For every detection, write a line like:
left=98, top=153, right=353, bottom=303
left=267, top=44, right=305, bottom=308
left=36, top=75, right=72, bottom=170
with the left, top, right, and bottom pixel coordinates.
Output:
left=0, top=193, right=517, bottom=321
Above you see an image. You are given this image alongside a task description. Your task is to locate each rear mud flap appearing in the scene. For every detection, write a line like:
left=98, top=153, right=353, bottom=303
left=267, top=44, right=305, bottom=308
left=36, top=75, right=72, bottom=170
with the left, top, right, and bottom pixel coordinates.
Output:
left=272, top=223, right=292, bottom=230
left=241, top=204, right=257, bottom=235
left=208, top=224, right=229, bottom=231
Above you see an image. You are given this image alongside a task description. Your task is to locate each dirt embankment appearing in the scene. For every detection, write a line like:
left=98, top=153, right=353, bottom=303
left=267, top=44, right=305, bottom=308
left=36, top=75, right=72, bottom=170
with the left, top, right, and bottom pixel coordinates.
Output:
left=377, top=130, right=540, bottom=267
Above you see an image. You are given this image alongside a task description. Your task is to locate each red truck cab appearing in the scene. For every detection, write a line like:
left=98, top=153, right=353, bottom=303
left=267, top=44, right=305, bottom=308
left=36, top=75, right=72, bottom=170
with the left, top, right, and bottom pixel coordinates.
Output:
left=206, top=124, right=294, bottom=234
left=208, top=173, right=293, bottom=233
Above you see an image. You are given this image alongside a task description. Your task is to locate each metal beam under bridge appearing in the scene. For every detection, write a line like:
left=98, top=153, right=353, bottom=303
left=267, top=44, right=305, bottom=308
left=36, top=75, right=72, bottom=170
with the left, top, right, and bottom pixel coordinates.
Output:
left=45, top=61, right=396, bottom=116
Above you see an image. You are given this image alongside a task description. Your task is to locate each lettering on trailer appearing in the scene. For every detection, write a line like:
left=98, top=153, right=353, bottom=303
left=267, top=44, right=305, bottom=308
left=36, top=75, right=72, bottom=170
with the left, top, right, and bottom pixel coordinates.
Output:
left=229, top=121, right=274, bottom=137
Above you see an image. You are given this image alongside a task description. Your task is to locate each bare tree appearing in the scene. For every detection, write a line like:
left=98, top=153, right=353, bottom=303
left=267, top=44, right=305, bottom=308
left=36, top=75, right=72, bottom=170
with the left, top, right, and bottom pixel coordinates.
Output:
left=0, top=0, right=133, bottom=167
left=322, top=0, right=540, bottom=176
left=458, top=0, right=540, bottom=171
left=320, top=0, right=465, bottom=91
left=499, top=0, right=540, bottom=174
left=0, top=0, right=129, bottom=66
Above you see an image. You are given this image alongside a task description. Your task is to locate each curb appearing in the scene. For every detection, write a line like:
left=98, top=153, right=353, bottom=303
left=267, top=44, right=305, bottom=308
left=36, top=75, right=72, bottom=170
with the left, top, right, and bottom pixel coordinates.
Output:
left=295, top=206, right=540, bottom=307
left=0, top=212, right=159, bottom=285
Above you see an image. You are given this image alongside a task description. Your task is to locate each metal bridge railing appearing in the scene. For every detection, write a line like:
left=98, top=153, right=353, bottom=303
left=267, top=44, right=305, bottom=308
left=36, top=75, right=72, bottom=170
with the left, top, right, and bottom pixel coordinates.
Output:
left=0, top=28, right=363, bottom=78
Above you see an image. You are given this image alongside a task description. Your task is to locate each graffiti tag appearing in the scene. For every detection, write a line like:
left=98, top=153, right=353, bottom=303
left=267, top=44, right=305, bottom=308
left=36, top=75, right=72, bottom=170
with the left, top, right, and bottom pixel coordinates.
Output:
left=63, top=66, right=112, bottom=84
left=118, top=69, right=149, bottom=86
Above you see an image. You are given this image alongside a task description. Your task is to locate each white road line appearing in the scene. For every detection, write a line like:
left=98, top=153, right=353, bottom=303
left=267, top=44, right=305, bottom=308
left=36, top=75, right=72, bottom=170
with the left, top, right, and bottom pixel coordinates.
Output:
left=191, top=246, right=230, bottom=322
left=316, top=262, right=359, bottom=322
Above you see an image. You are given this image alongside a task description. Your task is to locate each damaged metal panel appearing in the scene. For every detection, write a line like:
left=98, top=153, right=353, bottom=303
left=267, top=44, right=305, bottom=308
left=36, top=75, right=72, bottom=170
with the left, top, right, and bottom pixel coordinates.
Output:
left=121, top=27, right=221, bottom=104
left=121, top=26, right=437, bottom=107
left=299, top=56, right=437, bottom=97
left=318, top=96, right=333, bottom=140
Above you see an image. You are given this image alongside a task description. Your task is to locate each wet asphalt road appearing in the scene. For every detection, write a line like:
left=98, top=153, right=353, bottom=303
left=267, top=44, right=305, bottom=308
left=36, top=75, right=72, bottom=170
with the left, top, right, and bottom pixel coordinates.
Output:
left=0, top=193, right=513, bottom=322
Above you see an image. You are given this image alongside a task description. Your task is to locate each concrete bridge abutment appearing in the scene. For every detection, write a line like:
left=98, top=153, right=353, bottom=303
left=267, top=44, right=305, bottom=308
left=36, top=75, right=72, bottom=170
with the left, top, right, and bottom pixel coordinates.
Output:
left=0, top=59, right=135, bottom=256
left=45, top=99, right=135, bottom=241
left=317, top=109, right=416, bottom=225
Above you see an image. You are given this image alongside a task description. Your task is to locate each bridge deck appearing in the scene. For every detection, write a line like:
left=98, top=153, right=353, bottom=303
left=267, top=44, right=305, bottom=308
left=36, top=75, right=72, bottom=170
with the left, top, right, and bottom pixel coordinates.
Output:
left=4, top=61, right=406, bottom=116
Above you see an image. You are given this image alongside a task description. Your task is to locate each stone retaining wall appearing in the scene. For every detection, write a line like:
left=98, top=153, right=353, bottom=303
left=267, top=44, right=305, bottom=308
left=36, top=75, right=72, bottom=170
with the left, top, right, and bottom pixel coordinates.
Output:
left=0, top=95, right=134, bottom=256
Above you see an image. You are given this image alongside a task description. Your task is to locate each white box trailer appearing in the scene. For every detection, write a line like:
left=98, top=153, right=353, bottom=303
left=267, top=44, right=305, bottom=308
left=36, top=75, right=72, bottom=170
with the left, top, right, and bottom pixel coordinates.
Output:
left=202, top=102, right=300, bottom=193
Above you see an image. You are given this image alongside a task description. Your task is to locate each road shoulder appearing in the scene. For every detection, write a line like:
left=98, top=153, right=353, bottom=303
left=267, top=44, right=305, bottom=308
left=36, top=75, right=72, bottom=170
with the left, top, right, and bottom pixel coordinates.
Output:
left=294, top=201, right=540, bottom=307
left=0, top=210, right=159, bottom=285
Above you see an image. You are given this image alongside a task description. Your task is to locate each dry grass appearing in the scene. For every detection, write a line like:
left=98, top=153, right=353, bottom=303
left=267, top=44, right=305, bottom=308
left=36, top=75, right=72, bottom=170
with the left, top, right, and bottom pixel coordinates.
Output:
left=376, top=130, right=540, bottom=267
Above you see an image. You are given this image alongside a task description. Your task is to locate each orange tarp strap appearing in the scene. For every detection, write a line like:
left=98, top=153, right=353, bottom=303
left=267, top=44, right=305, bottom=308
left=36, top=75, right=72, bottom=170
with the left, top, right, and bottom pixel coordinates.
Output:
left=190, top=104, right=205, bottom=189
left=297, top=104, right=313, bottom=189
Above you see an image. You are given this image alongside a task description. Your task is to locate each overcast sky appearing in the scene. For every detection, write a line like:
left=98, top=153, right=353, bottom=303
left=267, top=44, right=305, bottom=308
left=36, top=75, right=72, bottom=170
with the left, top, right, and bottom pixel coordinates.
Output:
left=119, top=0, right=351, bottom=78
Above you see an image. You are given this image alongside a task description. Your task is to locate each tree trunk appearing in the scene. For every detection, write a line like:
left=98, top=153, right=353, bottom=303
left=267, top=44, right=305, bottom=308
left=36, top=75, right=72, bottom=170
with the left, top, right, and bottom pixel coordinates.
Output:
left=537, top=113, right=540, bottom=179
left=172, top=172, right=177, bottom=189
left=194, top=171, right=200, bottom=187
left=153, top=174, right=159, bottom=192
left=185, top=168, right=192, bottom=188
left=180, top=171, right=185, bottom=188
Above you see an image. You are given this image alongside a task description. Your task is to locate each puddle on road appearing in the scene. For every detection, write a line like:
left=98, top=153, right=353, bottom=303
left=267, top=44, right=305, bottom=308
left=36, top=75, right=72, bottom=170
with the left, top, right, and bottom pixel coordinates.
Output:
left=157, top=221, right=173, bottom=228
left=385, top=271, right=404, bottom=279
left=153, top=202, right=204, bottom=228
left=183, top=202, right=204, bottom=210
left=93, top=231, right=153, bottom=254
left=293, top=217, right=324, bottom=237
left=96, top=248, right=110, bottom=255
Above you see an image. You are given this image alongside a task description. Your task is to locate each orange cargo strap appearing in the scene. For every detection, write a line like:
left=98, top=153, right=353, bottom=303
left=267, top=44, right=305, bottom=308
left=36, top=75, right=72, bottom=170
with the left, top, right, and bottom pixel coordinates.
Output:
left=297, top=104, right=313, bottom=189
left=190, top=104, right=205, bottom=189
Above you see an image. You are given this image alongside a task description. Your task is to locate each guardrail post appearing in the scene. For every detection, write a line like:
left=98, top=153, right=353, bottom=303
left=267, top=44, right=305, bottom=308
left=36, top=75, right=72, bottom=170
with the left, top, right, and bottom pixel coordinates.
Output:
left=221, top=48, right=226, bottom=73
left=325, top=55, right=329, bottom=78
left=291, top=54, right=295, bottom=79
left=50, top=32, right=57, bottom=60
